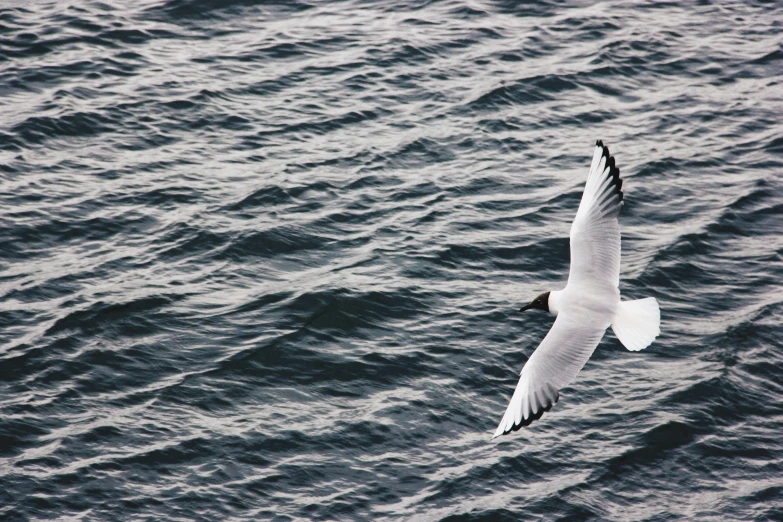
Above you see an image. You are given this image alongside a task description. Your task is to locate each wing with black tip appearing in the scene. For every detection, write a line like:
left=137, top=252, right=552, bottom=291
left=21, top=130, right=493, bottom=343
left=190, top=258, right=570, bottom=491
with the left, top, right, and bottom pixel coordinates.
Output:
left=492, top=313, right=607, bottom=438
left=568, top=140, right=624, bottom=288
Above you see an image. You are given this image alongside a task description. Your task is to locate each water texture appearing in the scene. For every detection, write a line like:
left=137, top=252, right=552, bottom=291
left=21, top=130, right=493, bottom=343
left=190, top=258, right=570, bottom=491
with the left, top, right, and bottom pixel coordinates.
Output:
left=1, top=0, right=782, bottom=520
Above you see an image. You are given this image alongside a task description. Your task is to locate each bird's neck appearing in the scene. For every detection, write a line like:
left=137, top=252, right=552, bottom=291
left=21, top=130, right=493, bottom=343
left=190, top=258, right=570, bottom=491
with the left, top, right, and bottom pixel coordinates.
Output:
left=548, top=290, right=564, bottom=316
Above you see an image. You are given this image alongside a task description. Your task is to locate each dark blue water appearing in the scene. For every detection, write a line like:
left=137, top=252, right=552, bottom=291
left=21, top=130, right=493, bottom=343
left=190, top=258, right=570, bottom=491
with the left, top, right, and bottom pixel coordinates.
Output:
left=1, top=1, right=782, bottom=520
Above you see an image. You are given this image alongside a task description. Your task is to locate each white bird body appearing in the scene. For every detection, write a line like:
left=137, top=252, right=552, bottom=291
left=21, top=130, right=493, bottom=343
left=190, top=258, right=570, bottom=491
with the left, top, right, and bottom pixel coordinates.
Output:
left=493, top=141, right=660, bottom=439
left=550, top=284, right=618, bottom=323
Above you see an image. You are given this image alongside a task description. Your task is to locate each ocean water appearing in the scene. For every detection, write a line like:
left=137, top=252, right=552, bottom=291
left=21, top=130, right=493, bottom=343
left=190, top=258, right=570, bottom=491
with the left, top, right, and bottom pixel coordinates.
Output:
left=1, top=0, right=782, bottom=520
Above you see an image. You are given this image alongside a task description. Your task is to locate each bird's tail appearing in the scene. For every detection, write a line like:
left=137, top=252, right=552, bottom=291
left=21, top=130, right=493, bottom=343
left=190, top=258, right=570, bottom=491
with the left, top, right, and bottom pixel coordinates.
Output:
left=611, top=297, right=660, bottom=351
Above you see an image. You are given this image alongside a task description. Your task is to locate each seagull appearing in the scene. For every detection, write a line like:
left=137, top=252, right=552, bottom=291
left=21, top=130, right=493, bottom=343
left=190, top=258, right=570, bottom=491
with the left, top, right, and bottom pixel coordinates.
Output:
left=492, top=140, right=660, bottom=439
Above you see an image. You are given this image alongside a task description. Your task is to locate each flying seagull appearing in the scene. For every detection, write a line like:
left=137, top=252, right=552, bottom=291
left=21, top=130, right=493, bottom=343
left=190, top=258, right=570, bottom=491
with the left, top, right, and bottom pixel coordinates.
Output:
left=493, top=140, right=660, bottom=439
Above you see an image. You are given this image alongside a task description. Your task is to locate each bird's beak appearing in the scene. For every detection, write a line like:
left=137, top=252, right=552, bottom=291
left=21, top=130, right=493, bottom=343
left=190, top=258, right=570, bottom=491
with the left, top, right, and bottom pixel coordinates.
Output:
left=519, top=303, right=532, bottom=313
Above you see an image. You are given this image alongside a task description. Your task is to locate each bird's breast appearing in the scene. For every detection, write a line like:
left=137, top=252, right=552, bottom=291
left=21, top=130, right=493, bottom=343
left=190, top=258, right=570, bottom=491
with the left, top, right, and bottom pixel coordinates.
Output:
left=560, top=283, right=619, bottom=324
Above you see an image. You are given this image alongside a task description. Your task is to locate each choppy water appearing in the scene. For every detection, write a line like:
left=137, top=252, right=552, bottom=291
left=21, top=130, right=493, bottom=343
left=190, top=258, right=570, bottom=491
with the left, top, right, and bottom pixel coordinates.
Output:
left=1, top=1, right=782, bottom=520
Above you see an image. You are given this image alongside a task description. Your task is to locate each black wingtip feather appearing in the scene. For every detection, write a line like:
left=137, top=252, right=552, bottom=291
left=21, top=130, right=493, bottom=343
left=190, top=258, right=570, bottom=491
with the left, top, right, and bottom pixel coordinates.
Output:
left=597, top=140, right=624, bottom=204
left=506, top=391, right=560, bottom=433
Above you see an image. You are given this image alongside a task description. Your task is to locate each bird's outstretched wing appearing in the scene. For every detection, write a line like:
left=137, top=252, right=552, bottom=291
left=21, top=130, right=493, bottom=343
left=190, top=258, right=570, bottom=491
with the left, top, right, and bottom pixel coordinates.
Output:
left=568, top=140, right=623, bottom=288
left=492, top=313, right=607, bottom=438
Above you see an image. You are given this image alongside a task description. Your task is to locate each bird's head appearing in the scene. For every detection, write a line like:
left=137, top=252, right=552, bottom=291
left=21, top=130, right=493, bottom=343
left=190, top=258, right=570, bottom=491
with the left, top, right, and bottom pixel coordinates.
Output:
left=519, top=291, right=550, bottom=314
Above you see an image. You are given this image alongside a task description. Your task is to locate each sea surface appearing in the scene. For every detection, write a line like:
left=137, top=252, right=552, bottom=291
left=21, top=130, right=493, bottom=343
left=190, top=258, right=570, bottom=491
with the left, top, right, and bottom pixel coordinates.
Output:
left=1, top=1, right=782, bottom=520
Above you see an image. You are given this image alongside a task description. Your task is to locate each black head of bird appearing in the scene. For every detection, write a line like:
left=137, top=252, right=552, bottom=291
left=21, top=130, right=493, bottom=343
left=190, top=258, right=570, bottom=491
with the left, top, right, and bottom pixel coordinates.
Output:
left=519, top=291, right=550, bottom=313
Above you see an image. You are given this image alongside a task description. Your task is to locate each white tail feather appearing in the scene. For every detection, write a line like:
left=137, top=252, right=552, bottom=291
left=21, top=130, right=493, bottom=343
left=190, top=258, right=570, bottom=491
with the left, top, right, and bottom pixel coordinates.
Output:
left=611, top=297, right=660, bottom=351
